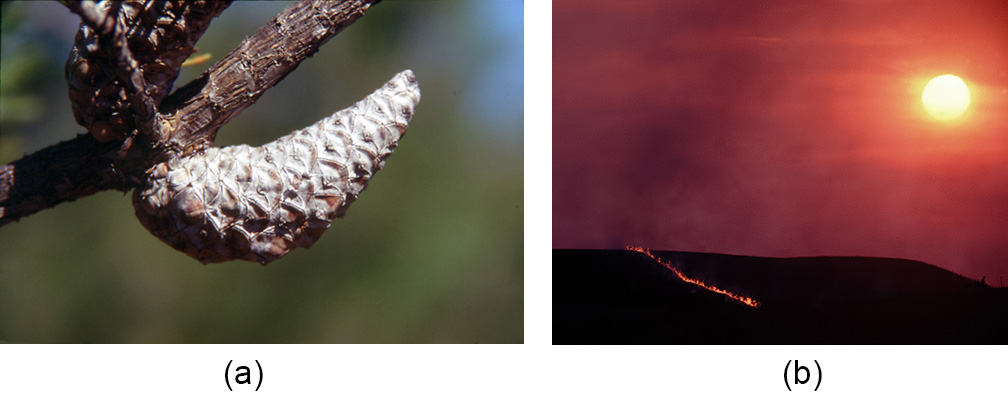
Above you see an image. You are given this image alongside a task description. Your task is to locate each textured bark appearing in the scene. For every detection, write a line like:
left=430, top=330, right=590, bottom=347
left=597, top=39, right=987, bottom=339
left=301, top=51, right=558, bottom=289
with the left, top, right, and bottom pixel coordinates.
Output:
left=134, top=70, right=419, bottom=264
left=0, top=135, right=123, bottom=224
left=0, top=0, right=380, bottom=227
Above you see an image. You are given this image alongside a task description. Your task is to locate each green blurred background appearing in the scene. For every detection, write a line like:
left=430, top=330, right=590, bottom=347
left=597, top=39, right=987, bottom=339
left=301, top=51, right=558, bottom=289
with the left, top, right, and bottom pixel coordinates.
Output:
left=0, top=1, right=523, bottom=343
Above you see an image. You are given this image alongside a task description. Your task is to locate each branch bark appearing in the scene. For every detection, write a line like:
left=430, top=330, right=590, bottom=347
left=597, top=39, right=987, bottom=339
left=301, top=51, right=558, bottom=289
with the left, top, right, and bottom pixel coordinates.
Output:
left=157, top=0, right=377, bottom=154
left=0, top=0, right=379, bottom=227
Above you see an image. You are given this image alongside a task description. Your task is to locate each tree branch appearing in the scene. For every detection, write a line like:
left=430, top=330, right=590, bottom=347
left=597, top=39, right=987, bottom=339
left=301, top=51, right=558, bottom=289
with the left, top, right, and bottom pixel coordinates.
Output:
left=0, top=0, right=380, bottom=227
left=0, top=135, right=124, bottom=225
left=158, top=0, right=379, bottom=153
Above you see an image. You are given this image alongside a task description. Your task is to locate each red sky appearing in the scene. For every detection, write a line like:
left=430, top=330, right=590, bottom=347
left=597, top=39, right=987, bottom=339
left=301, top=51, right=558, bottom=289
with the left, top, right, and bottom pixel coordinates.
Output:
left=553, top=0, right=1008, bottom=281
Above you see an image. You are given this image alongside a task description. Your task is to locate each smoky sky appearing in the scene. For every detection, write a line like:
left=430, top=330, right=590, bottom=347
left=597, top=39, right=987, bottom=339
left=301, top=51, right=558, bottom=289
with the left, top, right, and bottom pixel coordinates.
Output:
left=553, top=0, right=1008, bottom=281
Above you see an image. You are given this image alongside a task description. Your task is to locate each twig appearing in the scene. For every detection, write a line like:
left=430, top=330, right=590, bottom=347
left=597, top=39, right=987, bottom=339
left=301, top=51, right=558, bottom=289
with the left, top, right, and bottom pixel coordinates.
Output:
left=64, top=1, right=118, bottom=35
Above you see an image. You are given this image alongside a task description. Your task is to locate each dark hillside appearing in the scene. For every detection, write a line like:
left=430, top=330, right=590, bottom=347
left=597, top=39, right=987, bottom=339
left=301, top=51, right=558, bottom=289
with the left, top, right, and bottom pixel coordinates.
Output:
left=554, top=249, right=1008, bottom=344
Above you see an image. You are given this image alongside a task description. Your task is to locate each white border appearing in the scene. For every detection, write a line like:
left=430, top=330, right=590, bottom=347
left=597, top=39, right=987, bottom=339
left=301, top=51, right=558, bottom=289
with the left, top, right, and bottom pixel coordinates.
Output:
left=525, top=0, right=552, bottom=348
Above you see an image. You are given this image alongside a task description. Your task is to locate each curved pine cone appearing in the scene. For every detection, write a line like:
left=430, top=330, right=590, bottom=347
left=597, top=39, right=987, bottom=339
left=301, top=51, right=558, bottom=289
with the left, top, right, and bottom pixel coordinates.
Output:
left=132, top=70, right=420, bottom=265
left=65, top=0, right=232, bottom=142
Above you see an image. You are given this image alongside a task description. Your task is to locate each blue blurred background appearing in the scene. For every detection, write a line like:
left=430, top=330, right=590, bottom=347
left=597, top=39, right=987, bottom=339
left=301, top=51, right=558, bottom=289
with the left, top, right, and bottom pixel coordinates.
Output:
left=0, top=1, right=523, bottom=343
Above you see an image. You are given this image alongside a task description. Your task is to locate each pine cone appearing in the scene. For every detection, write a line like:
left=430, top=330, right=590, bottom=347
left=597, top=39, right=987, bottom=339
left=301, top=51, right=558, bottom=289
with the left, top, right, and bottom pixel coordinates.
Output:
left=66, top=0, right=232, bottom=142
left=133, top=70, right=420, bottom=264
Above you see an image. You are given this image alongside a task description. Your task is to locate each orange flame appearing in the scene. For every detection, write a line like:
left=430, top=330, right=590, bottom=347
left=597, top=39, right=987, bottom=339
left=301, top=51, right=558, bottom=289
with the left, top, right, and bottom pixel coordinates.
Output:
left=626, top=246, right=761, bottom=308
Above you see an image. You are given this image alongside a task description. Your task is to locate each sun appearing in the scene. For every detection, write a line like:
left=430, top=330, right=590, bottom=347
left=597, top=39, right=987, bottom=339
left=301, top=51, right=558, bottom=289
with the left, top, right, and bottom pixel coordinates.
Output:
left=922, top=74, right=970, bottom=121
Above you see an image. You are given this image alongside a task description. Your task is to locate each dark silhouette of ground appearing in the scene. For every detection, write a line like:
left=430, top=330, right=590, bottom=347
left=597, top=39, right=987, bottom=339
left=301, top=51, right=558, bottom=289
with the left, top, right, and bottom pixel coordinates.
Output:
left=554, top=249, right=1008, bottom=344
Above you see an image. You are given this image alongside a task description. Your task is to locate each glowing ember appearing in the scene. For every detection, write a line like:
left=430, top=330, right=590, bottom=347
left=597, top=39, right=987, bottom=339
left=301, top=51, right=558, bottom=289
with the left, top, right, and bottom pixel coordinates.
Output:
left=626, top=246, right=761, bottom=308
